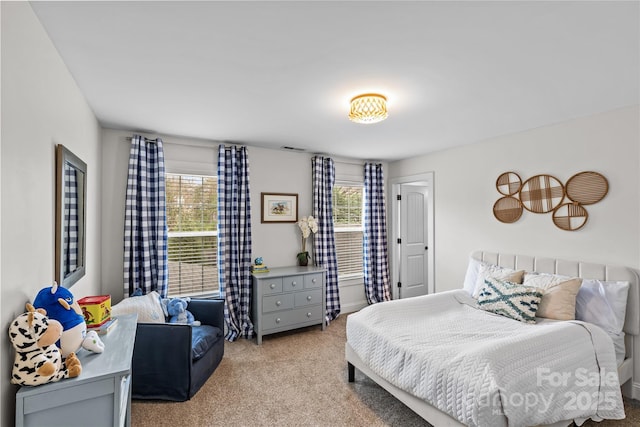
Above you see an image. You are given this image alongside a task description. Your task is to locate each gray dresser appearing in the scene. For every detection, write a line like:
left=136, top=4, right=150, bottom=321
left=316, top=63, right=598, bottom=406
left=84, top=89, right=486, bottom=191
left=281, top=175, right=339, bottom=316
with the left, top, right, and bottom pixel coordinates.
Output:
left=252, top=266, right=326, bottom=344
left=15, top=313, right=137, bottom=427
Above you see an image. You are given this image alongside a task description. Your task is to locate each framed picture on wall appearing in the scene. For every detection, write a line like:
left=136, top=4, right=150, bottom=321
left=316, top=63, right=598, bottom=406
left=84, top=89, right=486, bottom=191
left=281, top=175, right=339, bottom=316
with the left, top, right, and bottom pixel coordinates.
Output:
left=261, top=193, right=298, bottom=223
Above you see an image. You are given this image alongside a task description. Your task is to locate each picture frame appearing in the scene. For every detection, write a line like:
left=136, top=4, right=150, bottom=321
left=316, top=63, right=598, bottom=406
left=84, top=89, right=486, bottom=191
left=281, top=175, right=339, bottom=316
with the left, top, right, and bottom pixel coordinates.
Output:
left=261, top=192, right=298, bottom=223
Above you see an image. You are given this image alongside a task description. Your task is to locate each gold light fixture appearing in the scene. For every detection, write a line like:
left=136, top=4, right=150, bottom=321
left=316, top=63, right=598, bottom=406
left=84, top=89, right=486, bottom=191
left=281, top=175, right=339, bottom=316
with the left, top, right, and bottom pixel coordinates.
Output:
left=348, top=93, right=388, bottom=124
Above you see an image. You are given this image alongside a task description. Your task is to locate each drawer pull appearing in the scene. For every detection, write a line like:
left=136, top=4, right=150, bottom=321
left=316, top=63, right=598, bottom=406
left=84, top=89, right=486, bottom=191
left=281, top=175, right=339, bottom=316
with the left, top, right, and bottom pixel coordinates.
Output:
left=307, top=312, right=312, bottom=318
left=276, top=318, right=281, bottom=324
left=306, top=296, right=312, bottom=301
left=292, top=281, right=297, bottom=287
left=270, top=283, right=276, bottom=289
left=312, top=279, right=317, bottom=283
left=276, top=300, right=282, bottom=306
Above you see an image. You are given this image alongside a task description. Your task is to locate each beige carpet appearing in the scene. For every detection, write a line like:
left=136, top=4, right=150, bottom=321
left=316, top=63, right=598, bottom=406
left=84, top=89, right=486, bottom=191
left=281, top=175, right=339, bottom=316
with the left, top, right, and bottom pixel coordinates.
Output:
left=131, top=315, right=640, bottom=427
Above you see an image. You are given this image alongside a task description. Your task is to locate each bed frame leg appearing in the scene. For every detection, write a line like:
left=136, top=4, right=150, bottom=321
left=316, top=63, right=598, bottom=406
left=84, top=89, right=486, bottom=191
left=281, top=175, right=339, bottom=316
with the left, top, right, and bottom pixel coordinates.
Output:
left=348, top=362, right=355, bottom=382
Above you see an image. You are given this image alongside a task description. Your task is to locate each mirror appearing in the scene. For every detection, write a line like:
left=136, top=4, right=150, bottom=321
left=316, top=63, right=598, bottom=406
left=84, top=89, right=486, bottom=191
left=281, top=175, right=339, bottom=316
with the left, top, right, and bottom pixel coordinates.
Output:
left=55, top=144, right=86, bottom=288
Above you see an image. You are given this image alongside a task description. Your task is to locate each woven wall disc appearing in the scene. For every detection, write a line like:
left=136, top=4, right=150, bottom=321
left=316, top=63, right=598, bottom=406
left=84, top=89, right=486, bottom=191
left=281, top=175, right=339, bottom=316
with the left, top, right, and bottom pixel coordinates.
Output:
left=519, top=174, right=565, bottom=213
left=552, top=203, right=588, bottom=231
left=493, top=196, right=523, bottom=223
left=496, top=172, right=522, bottom=196
left=565, top=171, right=608, bottom=205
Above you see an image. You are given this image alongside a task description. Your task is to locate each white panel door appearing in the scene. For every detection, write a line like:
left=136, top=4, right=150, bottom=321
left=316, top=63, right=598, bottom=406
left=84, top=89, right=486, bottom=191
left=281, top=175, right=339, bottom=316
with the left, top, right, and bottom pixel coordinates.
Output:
left=399, top=185, right=429, bottom=298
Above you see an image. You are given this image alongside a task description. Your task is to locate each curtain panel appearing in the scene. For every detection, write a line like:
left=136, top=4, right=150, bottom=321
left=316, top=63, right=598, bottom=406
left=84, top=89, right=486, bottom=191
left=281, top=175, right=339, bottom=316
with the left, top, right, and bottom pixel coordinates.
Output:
left=217, top=145, right=254, bottom=341
left=312, top=156, right=341, bottom=322
left=363, top=163, right=391, bottom=303
left=63, top=165, right=78, bottom=275
left=123, top=135, right=168, bottom=298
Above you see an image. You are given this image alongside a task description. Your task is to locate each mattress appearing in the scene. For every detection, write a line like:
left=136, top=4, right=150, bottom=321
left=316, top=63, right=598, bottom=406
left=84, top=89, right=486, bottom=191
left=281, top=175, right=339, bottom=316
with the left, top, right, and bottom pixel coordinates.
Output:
left=346, top=290, right=625, bottom=427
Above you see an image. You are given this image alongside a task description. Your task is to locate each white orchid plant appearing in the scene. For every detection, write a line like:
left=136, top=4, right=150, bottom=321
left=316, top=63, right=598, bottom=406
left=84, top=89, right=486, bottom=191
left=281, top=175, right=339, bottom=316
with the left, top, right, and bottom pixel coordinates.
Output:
left=296, top=215, right=318, bottom=265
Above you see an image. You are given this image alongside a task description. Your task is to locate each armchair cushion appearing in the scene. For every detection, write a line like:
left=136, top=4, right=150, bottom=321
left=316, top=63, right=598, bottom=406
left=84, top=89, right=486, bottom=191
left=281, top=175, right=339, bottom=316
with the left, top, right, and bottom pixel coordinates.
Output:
left=192, top=325, right=223, bottom=361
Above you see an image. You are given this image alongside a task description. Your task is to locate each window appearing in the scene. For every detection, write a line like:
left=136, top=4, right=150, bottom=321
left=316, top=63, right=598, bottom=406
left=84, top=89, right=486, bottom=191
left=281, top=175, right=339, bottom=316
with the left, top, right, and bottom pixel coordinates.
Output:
left=166, top=174, right=218, bottom=297
left=332, top=184, right=363, bottom=277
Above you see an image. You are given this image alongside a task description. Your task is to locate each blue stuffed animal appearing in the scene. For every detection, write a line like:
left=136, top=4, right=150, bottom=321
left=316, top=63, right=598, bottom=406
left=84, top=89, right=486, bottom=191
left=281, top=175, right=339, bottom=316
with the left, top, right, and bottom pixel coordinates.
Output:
left=165, top=297, right=200, bottom=326
left=33, top=283, right=104, bottom=356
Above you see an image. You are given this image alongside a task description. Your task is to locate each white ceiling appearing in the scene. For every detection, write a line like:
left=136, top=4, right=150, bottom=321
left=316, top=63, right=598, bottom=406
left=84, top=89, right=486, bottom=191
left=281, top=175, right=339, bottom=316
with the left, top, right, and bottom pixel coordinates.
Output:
left=30, top=1, right=639, bottom=161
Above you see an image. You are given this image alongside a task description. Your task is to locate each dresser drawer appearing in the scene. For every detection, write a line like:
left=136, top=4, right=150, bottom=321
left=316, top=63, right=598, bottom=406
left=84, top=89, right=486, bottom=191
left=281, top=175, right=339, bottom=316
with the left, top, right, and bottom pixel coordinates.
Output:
left=304, top=273, right=323, bottom=289
left=283, top=275, right=303, bottom=292
left=262, top=294, right=294, bottom=313
left=294, top=289, right=322, bottom=307
left=262, top=306, right=323, bottom=331
left=260, top=278, right=283, bottom=294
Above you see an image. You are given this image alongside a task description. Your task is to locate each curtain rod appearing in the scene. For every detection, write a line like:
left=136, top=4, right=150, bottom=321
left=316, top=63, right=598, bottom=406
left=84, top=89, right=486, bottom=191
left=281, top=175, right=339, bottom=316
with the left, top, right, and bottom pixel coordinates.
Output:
left=125, top=136, right=159, bottom=143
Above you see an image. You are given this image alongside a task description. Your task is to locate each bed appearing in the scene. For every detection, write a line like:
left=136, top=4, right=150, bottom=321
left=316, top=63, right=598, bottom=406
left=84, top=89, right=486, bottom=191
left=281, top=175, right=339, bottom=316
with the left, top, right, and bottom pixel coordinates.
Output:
left=346, top=251, right=640, bottom=427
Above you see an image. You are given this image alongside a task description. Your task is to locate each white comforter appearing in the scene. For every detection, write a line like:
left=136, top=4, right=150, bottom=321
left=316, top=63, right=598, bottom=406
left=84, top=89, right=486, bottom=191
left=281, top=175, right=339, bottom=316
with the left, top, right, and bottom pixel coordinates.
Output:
left=346, top=290, right=625, bottom=427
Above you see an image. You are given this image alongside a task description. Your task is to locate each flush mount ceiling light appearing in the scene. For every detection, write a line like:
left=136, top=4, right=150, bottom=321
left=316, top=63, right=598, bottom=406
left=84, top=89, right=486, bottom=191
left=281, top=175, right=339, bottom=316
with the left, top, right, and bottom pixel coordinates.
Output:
left=348, top=93, right=388, bottom=124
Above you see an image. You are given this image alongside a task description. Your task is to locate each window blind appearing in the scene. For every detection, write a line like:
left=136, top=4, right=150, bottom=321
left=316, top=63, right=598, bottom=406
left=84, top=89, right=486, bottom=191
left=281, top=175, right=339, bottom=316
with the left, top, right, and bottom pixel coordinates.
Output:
left=333, top=184, right=364, bottom=278
left=166, top=174, right=219, bottom=297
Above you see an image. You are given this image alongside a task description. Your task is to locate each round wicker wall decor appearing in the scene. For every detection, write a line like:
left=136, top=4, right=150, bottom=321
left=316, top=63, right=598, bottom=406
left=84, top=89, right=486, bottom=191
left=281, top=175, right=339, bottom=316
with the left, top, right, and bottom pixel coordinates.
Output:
left=518, top=174, right=565, bottom=214
left=565, top=171, right=608, bottom=205
left=496, top=172, right=522, bottom=196
left=552, top=203, right=588, bottom=231
left=493, top=196, right=523, bottom=223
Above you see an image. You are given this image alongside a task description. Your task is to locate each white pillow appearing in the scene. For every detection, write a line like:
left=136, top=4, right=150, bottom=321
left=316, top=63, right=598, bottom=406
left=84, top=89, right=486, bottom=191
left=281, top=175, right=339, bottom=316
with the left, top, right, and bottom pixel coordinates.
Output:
left=111, top=291, right=166, bottom=323
left=575, top=279, right=629, bottom=335
left=523, top=272, right=582, bottom=321
left=472, top=263, right=525, bottom=298
left=463, top=257, right=485, bottom=295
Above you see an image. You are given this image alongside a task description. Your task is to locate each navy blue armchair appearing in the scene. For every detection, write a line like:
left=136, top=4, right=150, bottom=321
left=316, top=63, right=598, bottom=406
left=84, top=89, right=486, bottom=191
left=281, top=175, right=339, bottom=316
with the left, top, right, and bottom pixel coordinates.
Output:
left=131, top=299, right=225, bottom=401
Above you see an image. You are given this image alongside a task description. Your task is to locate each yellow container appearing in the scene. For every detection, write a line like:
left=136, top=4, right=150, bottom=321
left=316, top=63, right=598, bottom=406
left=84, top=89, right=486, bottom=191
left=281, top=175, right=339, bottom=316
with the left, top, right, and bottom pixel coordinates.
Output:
left=78, top=295, right=111, bottom=328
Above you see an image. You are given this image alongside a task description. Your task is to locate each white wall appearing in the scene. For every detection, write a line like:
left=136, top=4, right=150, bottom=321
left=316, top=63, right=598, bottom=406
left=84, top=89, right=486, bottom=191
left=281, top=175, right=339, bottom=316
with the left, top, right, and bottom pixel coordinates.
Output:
left=388, top=106, right=640, bottom=292
left=101, top=129, right=369, bottom=312
left=0, top=3, right=102, bottom=426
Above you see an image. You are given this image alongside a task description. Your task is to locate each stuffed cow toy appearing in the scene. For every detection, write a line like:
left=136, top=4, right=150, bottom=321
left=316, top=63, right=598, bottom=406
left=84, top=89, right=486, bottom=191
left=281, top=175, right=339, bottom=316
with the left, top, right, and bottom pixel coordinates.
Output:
left=9, top=303, right=82, bottom=386
left=33, top=283, right=104, bottom=356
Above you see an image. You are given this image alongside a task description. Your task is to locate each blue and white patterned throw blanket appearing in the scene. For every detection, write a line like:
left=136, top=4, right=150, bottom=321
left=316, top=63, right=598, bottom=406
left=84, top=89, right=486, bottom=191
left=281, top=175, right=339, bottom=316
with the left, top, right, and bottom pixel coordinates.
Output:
left=346, top=290, right=625, bottom=427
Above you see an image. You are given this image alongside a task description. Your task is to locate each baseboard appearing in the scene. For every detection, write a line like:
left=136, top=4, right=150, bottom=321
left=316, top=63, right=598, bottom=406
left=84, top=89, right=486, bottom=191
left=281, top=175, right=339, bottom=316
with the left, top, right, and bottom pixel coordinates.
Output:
left=340, top=301, right=367, bottom=314
left=632, top=381, right=640, bottom=400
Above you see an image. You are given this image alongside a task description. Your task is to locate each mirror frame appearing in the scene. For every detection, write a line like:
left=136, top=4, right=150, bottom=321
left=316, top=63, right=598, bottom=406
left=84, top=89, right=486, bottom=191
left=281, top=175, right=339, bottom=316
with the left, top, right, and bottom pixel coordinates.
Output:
left=55, top=144, right=87, bottom=288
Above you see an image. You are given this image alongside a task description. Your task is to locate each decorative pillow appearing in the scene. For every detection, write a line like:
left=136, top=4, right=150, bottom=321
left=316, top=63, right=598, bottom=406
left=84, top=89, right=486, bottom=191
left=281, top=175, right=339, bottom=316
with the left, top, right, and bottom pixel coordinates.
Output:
left=111, top=291, right=166, bottom=323
left=575, top=279, right=629, bottom=334
left=472, top=263, right=525, bottom=298
left=522, top=273, right=582, bottom=321
left=463, top=257, right=485, bottom=295
left=477, top=277, right=543, bottom=324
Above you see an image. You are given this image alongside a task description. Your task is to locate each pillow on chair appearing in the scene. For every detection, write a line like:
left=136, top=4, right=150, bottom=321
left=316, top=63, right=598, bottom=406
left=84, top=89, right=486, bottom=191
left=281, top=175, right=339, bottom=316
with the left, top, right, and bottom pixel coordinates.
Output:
left=111, top=291, right=166, bottom=323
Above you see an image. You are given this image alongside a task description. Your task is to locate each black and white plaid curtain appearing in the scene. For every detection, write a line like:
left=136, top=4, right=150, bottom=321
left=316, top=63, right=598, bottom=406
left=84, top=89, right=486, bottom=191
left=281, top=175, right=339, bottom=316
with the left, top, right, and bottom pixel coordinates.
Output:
left=63, top=164, right=78, bottom=276
left=123, top=135, right=168, bottom=298
left=363, top=163, right=391, bottom=303
left=217, top=145, right=253, bottom=341
left=312, top=156, right=341, bottom=323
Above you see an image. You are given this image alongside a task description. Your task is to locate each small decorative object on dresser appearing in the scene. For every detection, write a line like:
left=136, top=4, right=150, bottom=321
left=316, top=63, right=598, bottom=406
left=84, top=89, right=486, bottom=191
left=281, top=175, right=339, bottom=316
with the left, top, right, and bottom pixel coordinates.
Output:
left=296, top=215, right=318, bottom=266
left=251, top=256, right=270, bottom=273
left=251, top=266, right=326, bottom=344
